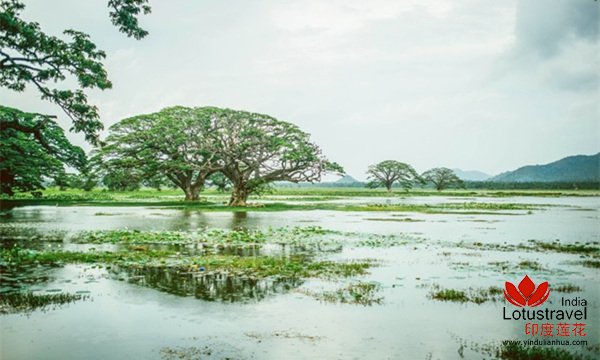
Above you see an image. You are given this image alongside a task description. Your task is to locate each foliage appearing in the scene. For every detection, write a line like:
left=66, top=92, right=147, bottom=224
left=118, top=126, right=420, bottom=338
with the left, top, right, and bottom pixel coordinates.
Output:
left=100, top=107, right=223, bottom=200
left=207, top=172, right=231, bottom=192
left=101, top=168, right=141, bottom=191
left=366, top=160, right=420, bottom=191
left=0, top=106, right=85, bottom=195
left=204, top=107, right=344, bottom=206
left=421, top=167, right=464, bottom=191
left=51, top=172, right=96, bottom=191
left=0, top=0, right=151, bottom=143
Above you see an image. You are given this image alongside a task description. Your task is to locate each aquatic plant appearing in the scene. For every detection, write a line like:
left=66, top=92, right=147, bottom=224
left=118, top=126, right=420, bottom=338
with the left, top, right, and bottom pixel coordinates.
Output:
left=0, top=292, right=89, bottom=314
left=305, top=282, right=384, bottom=306
left=428, top=285, right=503, bottom=304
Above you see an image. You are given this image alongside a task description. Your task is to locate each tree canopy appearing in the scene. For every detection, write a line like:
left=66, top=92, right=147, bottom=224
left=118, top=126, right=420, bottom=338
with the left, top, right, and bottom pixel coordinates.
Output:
left=421, top=167, right=464, bottom=191
left=366, top=160, right=420, bottom=191
left=99, top=107, right=222, bottom=200
left=99, top=106, right=343, bottom=205
left=0, top=105, right=85, bottom=195
left=207, top=107, right=343, bottom=206
left=0, top=0, right=151, bottom=143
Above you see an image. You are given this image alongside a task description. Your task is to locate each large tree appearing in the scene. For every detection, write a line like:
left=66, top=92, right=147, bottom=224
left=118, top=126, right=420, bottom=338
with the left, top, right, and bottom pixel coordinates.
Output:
left=421, top=167, right=464, bottom=191
left=366, top=160, right=420, bottom=192
left=0, top=0, right=151, bottom=143
left=100, top=107, right=223, bottom=200
left=207, top=107, right=343, bottom=206
left=0, top=105, right=85, bottom=195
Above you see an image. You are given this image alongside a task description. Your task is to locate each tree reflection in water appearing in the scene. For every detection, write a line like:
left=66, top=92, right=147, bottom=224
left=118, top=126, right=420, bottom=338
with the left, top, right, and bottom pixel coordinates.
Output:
left=112, top=265, right=303, bottom=302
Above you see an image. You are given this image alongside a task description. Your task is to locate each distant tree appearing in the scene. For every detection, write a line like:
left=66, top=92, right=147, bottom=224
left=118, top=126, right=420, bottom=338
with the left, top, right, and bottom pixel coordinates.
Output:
left=0, top=106, right=86, bottom=196
left=0, top=0, right=151, bottom=143
left=102, top=168, right=141, bottom=191
left=366, top=160, right=420, bottom=192
left=421, top=167, right=464, bottom=191
left=99, top=107, right=223, bottom=200
left=207, top=173, right=231, bottom=193
left=207, top=108, right=343, bottom=206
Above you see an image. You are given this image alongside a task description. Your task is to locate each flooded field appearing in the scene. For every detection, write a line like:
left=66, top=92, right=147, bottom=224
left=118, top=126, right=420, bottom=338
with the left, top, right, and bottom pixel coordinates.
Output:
left=1, top=195, right=599, bottom=359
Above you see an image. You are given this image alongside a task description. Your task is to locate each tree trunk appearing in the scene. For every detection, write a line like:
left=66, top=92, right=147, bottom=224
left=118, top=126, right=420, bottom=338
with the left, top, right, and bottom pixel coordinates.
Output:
left=229, top=184, right=249, bottom=206
left=385, top=183, right=392, bottom=192
left=183, top=184, right=201, bottom=201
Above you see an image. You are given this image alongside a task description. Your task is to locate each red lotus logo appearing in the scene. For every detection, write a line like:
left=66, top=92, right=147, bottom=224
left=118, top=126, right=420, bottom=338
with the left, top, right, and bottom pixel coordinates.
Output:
left=504, top=275, right=550, bottom=307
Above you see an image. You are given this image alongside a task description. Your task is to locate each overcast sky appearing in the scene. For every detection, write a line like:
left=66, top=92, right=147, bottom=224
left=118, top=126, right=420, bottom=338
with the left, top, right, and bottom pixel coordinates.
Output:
left=3, top=0, right=599, bottom=179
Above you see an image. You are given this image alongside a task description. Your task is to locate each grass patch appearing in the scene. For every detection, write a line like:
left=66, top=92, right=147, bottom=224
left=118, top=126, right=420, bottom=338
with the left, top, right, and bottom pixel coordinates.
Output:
left=429, top=285, right=503, bottom=304
left=526, top=240, right=600, bottom=255
left=552, top=284, right=583, bottom=293
left=1, top=245, right=374, bottom=280
left=460, top=239, right=600, bottom=257
left=580, top=260, right=600, bottom=269
left=72, top=226, right=338, bottom=246
left=0, top=292, right=89, bottom=314
left=497, top=342, right=591, bottom=360
left=301, top=282, right=383, bottom=306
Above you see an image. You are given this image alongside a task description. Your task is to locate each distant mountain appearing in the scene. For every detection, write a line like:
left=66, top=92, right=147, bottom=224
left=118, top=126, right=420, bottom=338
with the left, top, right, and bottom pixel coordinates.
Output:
left=335, top=175, right=361, bottom=184
left=490, top=153, right=600, bottom=182
left=452, top=168, right=490, bottom=181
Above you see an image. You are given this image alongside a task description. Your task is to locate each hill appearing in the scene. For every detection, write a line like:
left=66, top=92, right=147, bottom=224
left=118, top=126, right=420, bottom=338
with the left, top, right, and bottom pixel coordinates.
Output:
left=335, top=175, right=361, bottom=184
left=452, top=168, right=490, bottom=181
left=490, top=153, right=600, bottom=182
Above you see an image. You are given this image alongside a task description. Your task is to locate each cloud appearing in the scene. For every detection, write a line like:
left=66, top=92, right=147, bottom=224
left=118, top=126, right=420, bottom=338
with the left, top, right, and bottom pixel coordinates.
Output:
left=514, top=0, right=598, bottom=57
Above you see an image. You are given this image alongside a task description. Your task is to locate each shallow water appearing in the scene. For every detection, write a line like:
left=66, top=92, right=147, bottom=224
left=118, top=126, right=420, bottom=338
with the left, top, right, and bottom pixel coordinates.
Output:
left=1, top=196, right=599, bottom=359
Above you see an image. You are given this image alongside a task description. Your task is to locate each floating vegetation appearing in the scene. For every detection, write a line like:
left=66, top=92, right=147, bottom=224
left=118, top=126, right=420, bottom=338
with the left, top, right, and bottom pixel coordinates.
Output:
left=0, top=291, right=89, bottom=314
left=70, top=226, right=339, bottom=246
left=0, top=225, right=66, bottom=242
left=428, top=284, right=503, bottom=304
left=245, top=330, right=323, bottom=342
left=356, top=233, right=424, bottom=248
left=580, top=259, right=600, bottom=268
left=526, top=240, right=600, bottom=255
left=364, top=217, right=425, bottom=222
left=0, top=245, right=176, bottom=266
left=552, top=284, right=583, bottom=293
left=497, top=342, right=592, bottom=360
left=159, top=346, right=213, bottom=360
left=458, top=239, right=600, bottom=257
left=300, top=282, right=383, bottom=306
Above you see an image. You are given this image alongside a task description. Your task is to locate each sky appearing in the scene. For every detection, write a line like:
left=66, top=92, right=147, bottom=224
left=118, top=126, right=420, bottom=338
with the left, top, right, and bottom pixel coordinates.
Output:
left=3, top=0, right=599, bottom=180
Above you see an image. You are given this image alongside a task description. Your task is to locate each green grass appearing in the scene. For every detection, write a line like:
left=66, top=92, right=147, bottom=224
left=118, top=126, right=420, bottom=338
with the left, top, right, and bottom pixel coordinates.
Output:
left=3, top=187, right=597, bottom=204
left=0, top=245, right=374, bottom=280
left=1, top=197, right=544, bottom=215
left=429, top=286, right=503, bottom=304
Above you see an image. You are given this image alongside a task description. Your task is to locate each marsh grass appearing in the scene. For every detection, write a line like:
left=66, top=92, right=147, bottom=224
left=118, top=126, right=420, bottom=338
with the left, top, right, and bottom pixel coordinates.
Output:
left=460, top=239, right=599, bottom=256
left=428, top=285, right=503, bottom=304
left=552, top=284, right=583, bottom=293
left=497, top=342, right=592, bottom=360
left=0, top=292, right=89, bottom=314
left=301, top=281, right=383, bottom=306
left=580, top=260, right=600, bottom=268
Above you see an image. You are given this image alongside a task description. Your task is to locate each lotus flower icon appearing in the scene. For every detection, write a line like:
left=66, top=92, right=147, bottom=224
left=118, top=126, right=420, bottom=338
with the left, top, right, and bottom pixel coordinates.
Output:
left=503, top=275, right=550, bottom=307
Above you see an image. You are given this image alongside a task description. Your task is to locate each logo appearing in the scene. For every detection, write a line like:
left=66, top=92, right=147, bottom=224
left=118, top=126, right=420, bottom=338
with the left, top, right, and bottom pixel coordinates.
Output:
left=503, top=275, right=550, bottom=308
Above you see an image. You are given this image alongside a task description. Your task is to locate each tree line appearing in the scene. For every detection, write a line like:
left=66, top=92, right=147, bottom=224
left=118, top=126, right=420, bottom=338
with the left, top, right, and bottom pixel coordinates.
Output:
left=366, top=160, right=464, bottom=191
left=2, top=1, right=596, bottom=204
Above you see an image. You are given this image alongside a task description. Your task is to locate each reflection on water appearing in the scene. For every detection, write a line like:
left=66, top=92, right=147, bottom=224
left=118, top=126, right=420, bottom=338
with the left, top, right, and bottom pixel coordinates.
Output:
left=112, top=265, right=303, bottom=302
left=0, top=264, right=53, bottom=293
